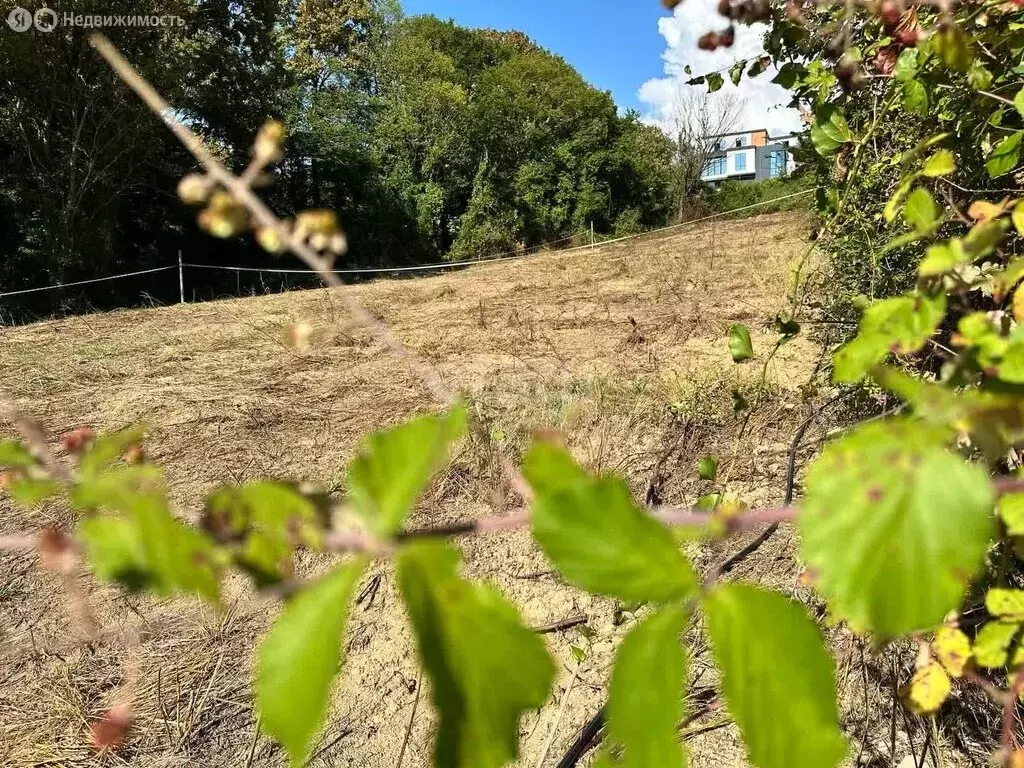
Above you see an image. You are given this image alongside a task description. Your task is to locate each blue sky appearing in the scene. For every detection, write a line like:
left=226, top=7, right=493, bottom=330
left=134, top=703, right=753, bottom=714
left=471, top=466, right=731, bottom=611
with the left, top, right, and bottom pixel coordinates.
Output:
left=401, top=0, right=803, bottom=135
left=401, top=0, right=669, bottom=114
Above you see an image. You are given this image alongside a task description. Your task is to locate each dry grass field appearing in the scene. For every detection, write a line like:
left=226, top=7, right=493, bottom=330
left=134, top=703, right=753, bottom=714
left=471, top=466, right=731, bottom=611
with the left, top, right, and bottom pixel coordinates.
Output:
left=0, top=211, right=981, bottom=767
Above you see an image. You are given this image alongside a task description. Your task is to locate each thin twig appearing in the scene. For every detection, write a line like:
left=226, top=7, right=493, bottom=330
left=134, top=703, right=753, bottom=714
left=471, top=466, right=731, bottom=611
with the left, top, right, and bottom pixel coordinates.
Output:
left=395, top=673, right=422, bottom=768
left=536, top=663, right=580, bottom=768
left=88, top=34, right=452, bottom=407
left=532, top=615, right=588, bottom=635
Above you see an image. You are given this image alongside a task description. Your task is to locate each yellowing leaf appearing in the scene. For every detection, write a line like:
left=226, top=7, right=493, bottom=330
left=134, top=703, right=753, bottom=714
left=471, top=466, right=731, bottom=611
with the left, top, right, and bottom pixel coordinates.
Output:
left=922, top=150, right=956, bottom=177
left=968, top=199, right=1009, bottom=222
left=1015, top=290, right=1024, bottom=323
left=1000, top=493, right=1024, bottom=535
left=986, top=588, right=1024, bottom=619
left=905, top=661, right=951, bottom=715
left=1011, top=202, right=1024, bottom=236
left=932, top=627, right=971, bottom=677
left=973, top=620, right=1018, bottom=668
left=800, top=418, right=994, bottom=636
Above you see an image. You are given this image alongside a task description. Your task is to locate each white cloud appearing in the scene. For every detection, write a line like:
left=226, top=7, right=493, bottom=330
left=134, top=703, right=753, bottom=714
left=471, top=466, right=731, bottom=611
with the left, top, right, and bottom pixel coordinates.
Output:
left=639, top=0, right=803, bottom=137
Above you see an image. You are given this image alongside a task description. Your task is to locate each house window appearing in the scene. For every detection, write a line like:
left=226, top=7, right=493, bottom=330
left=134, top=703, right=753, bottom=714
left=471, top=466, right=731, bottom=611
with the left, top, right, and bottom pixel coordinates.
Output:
left=736, top=136, right=746, bottom=147
left=704, top=157, right=727, bottom=176
left=768, top=150, right=786, bottom=178
left=734, top=153, right=746, bottom=172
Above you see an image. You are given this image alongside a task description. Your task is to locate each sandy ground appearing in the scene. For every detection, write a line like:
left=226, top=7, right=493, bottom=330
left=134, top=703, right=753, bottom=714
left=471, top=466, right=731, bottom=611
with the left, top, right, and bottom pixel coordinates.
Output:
left=0, top=212, right=984, bottom=767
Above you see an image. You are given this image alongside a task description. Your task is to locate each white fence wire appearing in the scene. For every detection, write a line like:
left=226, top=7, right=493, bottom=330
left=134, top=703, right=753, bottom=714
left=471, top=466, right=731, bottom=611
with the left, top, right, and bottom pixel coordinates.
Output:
left=0, top=189, right=813, bottom=301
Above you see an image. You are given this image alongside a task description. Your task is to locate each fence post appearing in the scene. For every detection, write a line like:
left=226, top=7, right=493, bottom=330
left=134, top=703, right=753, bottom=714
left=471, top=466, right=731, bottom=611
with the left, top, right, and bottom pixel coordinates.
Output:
left=590, top=221, right=595, bottom=250
left=178, top=250, right=185, bottom=304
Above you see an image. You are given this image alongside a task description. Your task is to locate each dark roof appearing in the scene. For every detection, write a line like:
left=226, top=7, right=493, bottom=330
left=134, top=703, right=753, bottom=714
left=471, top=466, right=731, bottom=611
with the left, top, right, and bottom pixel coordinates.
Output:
left=702, top=128, right=769, bottom=139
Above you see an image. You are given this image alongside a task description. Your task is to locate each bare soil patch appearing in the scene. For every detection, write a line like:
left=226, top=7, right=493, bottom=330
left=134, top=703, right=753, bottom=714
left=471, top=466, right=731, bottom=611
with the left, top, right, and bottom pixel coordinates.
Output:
left=1, top=212, right=977, bottom=768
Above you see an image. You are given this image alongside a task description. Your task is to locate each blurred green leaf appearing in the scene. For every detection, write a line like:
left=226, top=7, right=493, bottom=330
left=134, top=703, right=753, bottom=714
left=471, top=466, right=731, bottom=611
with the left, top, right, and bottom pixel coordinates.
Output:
left=903, top=187, right=940, bottom=233
left=919, top=239, right=967, bottom=277
left=704, top=584, right=846, bottom=768
left=524, top=442, right=697, bottom=603
left=258, top=559, right=366, bottom=766
left=398, top=541, right=553, bottom=768
left=0, top=440, right=34, bottom=468
left=604, top=605, right=688, bottom=768
left=78, top=426, right=146, bottom=476
left=833, top=294, right=946, bottom=382
left=5, top=476, right=60, bottom=508
left=348, top=406, right=466, bottom=537
left=921, top=150, right=956, bottom=177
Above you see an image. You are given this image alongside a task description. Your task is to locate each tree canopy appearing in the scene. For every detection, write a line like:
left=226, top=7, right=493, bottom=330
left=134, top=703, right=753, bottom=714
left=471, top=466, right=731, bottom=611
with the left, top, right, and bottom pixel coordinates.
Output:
left=0, top=2, right=675, bottom=319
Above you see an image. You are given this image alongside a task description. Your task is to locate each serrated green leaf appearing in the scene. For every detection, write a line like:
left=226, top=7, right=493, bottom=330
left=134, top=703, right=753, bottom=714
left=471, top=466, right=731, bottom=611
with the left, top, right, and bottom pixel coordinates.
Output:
left=0, top=439, right=34, bottom=468
left=697, top=456, right=718, bottom=482
left=811, top=105, right=851, bottom=156
left=523, top=442, right=697, bottom=603
left=922, top=150, right=956, bottom=178
left=706, top=72, right=724, bottom=93
left=398, top=541, right=553, bottom=768
left=800, top=419, right=994, bottom=636
left=728, top=324, right=753, bottom=362
left=605, top=605, right=688, bottom=768
left=704, top=584, right=846, bottom=768
left=78, top=426, right=146, bottom=476
left=833, top=294, right=947, bottom=383
left=987, top=132, right=1023, bottom=178
left=257, top=559, right=366, bottom=766
left=904, top=187, right=941, bottom=233
left=348, top=406, right=466, bottom=537
left=973, top=620, right=1019, bottom=668
left=1014, top=88, right=1024, bottom=119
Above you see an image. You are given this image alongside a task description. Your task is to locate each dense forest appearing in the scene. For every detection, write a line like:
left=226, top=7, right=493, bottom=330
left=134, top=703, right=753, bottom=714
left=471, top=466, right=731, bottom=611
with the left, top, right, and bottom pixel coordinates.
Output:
left=0, top=0, right=679, bottom=319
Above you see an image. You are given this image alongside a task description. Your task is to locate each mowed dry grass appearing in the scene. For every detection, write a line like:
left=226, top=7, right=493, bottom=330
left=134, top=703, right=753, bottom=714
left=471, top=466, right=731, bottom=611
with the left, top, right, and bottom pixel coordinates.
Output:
left=0, top=211, right=848, bottom=767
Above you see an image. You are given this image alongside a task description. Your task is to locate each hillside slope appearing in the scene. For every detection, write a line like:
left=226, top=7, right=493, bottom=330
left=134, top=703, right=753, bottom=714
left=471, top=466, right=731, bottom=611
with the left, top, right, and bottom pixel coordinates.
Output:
left=0, top=211, right=847, bottom=767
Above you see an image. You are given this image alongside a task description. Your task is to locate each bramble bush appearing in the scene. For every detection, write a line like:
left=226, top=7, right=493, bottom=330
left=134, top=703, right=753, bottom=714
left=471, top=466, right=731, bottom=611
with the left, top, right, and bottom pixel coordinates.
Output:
left=7, top=0, right=1024, bottom=763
